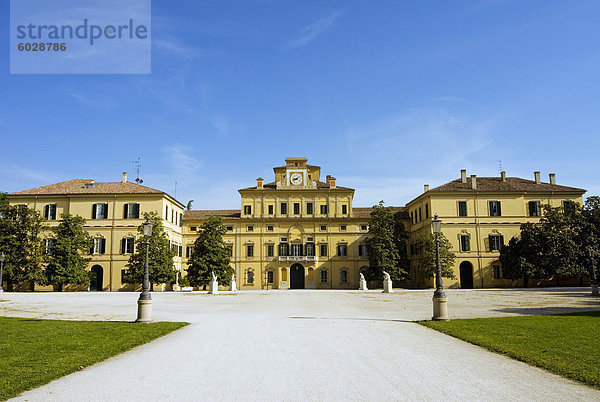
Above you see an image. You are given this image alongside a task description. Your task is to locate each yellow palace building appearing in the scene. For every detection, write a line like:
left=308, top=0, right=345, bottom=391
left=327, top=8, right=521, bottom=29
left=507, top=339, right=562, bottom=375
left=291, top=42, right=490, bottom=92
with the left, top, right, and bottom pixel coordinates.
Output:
left=5, top=158, right=586, bottom=291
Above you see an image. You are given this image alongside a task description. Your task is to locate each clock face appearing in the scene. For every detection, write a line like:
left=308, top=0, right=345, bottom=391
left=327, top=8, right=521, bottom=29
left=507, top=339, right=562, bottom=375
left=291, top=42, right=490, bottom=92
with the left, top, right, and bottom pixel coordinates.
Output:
left=290, top=173, right=303, bottom=185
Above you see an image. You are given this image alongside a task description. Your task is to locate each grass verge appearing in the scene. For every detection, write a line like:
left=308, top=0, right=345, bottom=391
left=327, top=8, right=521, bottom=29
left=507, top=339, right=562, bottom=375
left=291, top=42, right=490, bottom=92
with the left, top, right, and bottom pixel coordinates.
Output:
left=420, top=311, right=600, bottom=389
left=0, top=317, right=188, bottom=400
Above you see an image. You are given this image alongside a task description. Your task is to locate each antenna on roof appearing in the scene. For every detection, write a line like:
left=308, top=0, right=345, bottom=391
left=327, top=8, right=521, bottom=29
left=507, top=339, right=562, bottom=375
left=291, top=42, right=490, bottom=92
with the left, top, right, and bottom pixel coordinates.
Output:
left=132, top=157, right=143, bottom=184
left=496, top=159, right=503, bottom=173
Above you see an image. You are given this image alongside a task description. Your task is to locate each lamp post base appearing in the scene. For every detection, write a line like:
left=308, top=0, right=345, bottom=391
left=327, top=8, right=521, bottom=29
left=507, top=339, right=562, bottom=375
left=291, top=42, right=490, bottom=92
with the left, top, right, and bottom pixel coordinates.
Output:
left=136, top=298, right=153, bottom=323
left=432, top=296, right=449, bottom=321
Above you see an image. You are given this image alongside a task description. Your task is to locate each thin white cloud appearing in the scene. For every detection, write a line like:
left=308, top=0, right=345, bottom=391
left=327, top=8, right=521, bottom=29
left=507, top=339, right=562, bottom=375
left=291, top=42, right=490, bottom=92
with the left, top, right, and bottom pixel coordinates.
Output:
left=161, top=144, right=201, bottom=178
left=286, top=10, right=344, bottom=49
left=210, top=115, right=231, bottom=136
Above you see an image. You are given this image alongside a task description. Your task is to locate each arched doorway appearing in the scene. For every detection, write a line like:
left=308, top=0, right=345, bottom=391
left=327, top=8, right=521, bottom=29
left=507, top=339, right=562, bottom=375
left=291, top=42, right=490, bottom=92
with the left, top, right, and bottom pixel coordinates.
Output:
left=90, top=265, right=104, bottom=291
left=290, top=263, right=305, bottom=289
left=459, top=261, right=474, bottom=289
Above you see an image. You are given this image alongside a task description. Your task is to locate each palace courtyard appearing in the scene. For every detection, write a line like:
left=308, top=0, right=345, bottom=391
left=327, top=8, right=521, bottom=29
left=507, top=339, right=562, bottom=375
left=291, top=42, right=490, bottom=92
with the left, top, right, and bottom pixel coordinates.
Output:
left=2, top=289, right=599, bottom=401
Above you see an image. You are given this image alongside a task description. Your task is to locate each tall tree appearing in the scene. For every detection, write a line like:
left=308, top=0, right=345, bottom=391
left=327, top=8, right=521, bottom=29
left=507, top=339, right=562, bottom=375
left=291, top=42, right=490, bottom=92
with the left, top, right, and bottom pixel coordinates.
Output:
left=186, top=216, right=232, bottom=288
left=123, top=212, right=177, bottom=289
left=0, top=204, right=46, bottom=289
left=365, top=201, right=409, bottom=282
left=44, top=213, right=93, bottom=291
left=500, top=223, right=544, bottom=287
left=412, top=233, right=456, bottom=287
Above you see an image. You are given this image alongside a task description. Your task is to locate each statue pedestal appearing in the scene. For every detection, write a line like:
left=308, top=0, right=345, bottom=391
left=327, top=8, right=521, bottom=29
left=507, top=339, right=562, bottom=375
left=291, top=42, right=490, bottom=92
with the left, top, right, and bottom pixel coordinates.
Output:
left=359, top=279, right=368, bottom=291
left=383, top=279, right=393, bottom=293
left=229, top=280, right=237, bottom=292
left=209, top=280, right=219, bottom=294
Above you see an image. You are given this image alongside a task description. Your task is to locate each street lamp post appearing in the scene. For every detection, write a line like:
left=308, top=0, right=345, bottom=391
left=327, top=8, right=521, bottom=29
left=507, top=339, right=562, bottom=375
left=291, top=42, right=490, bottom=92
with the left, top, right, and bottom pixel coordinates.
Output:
left=136, top=217, right=153, bottom=322
left=432, top=214, right=449, bottom=320
left=0, top=252, right=5, bottom=298
left=589, top=248, right=598, bottom=296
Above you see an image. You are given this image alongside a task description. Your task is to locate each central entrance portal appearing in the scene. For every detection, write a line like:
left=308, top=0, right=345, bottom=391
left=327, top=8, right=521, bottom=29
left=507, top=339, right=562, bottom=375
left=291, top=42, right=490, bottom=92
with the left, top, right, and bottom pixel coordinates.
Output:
left=290, top=263, right=305, bottom=289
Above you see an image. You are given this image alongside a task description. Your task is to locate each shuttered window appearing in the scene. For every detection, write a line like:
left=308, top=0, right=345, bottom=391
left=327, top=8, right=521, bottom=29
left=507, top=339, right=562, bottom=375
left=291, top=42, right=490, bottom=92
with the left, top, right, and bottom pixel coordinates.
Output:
left=44, top=204, right=57, bottom=220
left=489, top=235, right=504, bottom=251
left=123, top=203, right=140, bottom=219
left=121, top=237, right=135, bottom=254
left=460, top=235, right=470, bottom=252
left=92, top=203, right=108, bottom=219
left=92, top=238, right=106, bottom=255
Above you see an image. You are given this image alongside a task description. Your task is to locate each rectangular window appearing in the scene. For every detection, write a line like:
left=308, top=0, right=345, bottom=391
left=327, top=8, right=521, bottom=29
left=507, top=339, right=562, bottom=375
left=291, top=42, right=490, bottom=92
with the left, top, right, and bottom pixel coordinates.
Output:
left=226, top=226, right=233, bottom=231
left=268, top=205, right=274, bottom=215
left=44, top=204, right=57, bottom=220
left=460, top=235, right=470, bottom=252
left=244, top=205, right=252, bottom=215
left=165, top=206, right=169, bottom=220
left=493, top=264, right=502, bottom=279
left=281, top=202, right=287, bottom=214
left=190, top=226, right=197, bottom=232
left=179, top=213, right=183, bottom=227
left=340, top=225, right=347, bottom=231
left=279, top=243, right=289, bottom=256
left=489, top=235, right=504, bottom=251
left=489, top=201, right=502, bottom=217
left=291, top=244, right=303, bottom=256
left=425, top=204, right=429, bottom=219
left=267, top=225, right=274, bottom=231
left=92, top=203, right=109, bottom=219
left=458, top=201, right=467, bottom=217
left=247, top=245, right=254, bottom=257
left=320, top=204, right=328, bottom=215
left=267, top=244, right=274, bottom=257
left=306, top=202, right=313, bottom=214
left=341, top=204, right=347, bottom=215
left=294, top=203, right=300, bottom=215
left=92, top=238, right=106, bottom=255
left=186, top=245, right=194, bottom=258
left=178, top=245, right=183, bottom=257
left=267, top=271, right=274, bottom=284
left=247, top=225, right=254, bottom=232
left=337, top=244, right=347, bottom=256
left=124, top=203, right=140, bottom=219
left=305, top=243, right=315, bottom=256
left=563, top=200, right=574, bottom=215
left=320, top=270, right=328, bottom=283
left=361, top=225, right=367, bottom=231
left=122, top=237, right=135, bottom=254
left=358, top=245, right=367, bottom=256
left=320, top=244, right=328, bottom=257
left=320, top=225, right=327, bottom=231
left=528, top=201, right=541, bottom=217
left=418, top=208, right=422, bottom=222
left=340, top=270, right=348, bottom=283
left=45, top=239, right=55, bottom=255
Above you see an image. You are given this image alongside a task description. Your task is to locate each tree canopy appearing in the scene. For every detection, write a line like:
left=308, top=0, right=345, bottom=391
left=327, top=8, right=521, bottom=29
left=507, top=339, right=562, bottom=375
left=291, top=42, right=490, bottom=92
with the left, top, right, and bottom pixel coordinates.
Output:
left=186, top=216, right=232, bottom=287
left=44, top=213, right=93, bottom=291
left=123, top=212, right=177, bottom=288
left=365, top=201, right=410, bottom=282
left=411, top=233, right=456, bottom=287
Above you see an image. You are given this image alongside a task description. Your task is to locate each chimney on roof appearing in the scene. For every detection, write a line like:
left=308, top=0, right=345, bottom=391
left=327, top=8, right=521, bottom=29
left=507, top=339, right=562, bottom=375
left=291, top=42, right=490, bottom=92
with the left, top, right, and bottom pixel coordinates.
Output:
left=471, top=175, right=477, bottom=190
left=329, top=177, right=337, bottom=189
left=549, top=173, right=556, bottom=185
left=122, top=172, right=127, bottom=183
left=424, top=184, right=430, bottom=192
left=461, top=169, right=467, bottom=183
left=534, top=171, right=541, bottom=185
left=257, top=177, right=264, bottom=189
left=500, top=171, right=506, bottom=182
left=326, top=175, right=332, bottom=183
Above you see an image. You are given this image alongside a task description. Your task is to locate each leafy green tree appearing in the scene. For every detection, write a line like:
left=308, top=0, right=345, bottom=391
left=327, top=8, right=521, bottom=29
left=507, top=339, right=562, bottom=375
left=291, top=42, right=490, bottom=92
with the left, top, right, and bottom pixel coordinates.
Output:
left=123, top=212, right=177, bottom=289
left=576, top=197, right=600, bottom=282
left=500, top=223, right=544, bottom=287
left=412, top=233, right=456, bottom=287
left=44, top=213, right=93, bottom=291
left=365, top=201, right=409, bottom=281
left=186, top=216, right=232, bottom=288
left=0, top=204, right=46, bottom=289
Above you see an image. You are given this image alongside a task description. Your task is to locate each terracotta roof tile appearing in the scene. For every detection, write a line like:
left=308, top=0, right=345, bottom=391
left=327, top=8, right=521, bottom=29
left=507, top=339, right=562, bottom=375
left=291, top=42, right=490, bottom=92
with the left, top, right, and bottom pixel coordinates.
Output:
left=9, top=179, right=166, bottom=196
left=184, top=209, right=241, bottom=220
left=353, top=206, right=408, bottom=219
left=239, top=181, right=354, bottom=191
left=429, top=177, right=585, bottom=193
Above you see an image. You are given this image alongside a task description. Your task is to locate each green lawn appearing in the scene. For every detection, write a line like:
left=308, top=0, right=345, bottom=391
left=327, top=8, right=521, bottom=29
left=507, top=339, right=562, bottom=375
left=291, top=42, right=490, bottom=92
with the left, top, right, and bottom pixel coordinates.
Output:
left=0, top=317, right=188, bottom=400
left=421, top=311, right=600, bottom=389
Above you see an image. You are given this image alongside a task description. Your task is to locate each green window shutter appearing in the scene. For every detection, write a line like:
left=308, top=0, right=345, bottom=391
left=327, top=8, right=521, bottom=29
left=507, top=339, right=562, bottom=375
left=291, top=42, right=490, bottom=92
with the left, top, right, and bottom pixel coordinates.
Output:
left=101, top=238, right=106, bottom=254
left=44, top=205, right=49, bottom=219
left=121, top=238, right=126, bottom=254
left=488, top=235, right=492, bottom=251
left=497, top=202, right=501, bottom=216
left=134, top=204, right=140, bottom=218
left=92, top=204, right=97, bottom=219
left=104, top=204, right=109, bottom=219
left=500, top=235, right=504, bottom=248
left=124, top=204, right=128, bottom=219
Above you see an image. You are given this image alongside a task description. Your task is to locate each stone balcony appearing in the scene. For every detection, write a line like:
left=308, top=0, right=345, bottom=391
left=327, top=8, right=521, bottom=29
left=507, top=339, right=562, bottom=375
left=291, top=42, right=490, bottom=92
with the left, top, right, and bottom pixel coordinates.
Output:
left=278, top=256, right=318, bottom=262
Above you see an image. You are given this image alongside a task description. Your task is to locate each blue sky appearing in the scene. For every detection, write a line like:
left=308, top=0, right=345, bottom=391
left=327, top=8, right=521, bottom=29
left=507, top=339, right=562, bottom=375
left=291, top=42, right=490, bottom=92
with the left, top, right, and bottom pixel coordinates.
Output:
left=1, top=0, right=600, bottom=209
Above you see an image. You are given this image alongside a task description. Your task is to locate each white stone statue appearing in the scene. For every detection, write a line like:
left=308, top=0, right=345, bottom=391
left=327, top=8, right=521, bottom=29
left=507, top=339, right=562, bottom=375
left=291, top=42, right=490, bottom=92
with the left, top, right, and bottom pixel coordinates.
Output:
left=359, top=272, right=368, bottom=291
left=383, top=271, right=393, bottom=293
left=229, top=273, right=237, bottom=292
left=209, top=271, right=219, bottom=294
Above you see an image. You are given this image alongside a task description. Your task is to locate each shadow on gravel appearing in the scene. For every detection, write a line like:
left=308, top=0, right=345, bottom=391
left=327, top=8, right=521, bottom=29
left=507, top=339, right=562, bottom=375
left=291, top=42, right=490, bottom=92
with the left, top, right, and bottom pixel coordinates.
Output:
left=493, top=307, right=600, bottom=316
left=288, top=316, right=415, bottom=323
